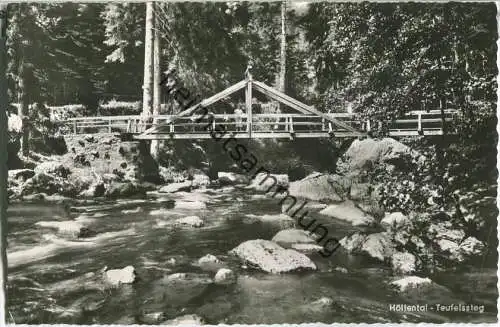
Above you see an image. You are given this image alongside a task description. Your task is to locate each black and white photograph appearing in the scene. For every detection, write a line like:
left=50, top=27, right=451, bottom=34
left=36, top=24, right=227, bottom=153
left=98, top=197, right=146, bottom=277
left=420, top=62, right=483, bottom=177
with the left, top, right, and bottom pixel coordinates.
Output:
left=0, top=0, right=498, bottom=324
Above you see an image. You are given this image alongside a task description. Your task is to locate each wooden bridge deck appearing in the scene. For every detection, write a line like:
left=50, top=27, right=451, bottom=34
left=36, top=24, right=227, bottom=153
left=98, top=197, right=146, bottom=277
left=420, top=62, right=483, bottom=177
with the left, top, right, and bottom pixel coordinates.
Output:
left=57, top=109, right=457, bottom=140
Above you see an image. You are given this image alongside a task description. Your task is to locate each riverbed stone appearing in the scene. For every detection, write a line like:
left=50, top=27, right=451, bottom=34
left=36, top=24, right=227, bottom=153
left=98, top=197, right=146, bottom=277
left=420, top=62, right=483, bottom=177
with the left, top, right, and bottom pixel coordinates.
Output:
left=175, top=200, right=207, bottom=210
left=248, top=172, right=289, bottom=192
left=192, top=173, right=210, bottom=188
left=214, top=268, right=236, bottom=284
left=271, top=228, right=317, bottom=245
left=175, top=215, right=204, bottom=227
left=288, top=173, right=343, bottom=202
left=104, top=265, right=136, bottom=286
left=218, top=172, right=249, bottom=185
left=198, top=254, right=220, bottom=265
left=361, top=232, right=395, bottom=261
left=229, top=239, right=317, bottom=273
left=319, top=201, right=375, bottom=226
left=159, top=181, right=192, bottom=193
left=390, top=276, right=433, bottom=292
left=290, top=243, right=324, bottom=253
left=162, top=314, right=204, bottom=325
left=35, top=220, right=86, bottom=237
left=341, top=232, right=395, bottom=261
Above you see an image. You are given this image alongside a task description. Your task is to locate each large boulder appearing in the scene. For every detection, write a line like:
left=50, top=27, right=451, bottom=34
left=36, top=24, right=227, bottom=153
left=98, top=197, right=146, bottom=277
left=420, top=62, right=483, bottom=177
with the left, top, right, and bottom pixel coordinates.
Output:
left=248, top=173, right=289, bottom=193
left=340, top=232, right=395, bottom=261
left=229, top=239, right=316, bottom=273
left=341, top=137, right=411, bottom=170
left=319, top=201, right=375, bottom=226
left=288, top=173, right=343, bottom=202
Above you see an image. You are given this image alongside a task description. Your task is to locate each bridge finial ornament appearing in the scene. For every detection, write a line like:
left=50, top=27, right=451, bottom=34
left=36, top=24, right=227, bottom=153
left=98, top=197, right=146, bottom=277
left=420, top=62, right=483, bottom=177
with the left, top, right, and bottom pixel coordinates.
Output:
left=245, top=60, right=253, bottom=80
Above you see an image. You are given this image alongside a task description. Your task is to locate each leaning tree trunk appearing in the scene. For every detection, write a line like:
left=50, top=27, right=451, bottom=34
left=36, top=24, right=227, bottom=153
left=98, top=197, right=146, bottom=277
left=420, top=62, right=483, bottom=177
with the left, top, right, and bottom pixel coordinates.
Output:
left=278, top=0, right=286, bottom=95
left=17, top=60, right=29, bottom=156
left=150, top=2, right=161, bottom=159
left=142, top=2, right=154, bottom=119
left=0, top=3, right=9, bottom=323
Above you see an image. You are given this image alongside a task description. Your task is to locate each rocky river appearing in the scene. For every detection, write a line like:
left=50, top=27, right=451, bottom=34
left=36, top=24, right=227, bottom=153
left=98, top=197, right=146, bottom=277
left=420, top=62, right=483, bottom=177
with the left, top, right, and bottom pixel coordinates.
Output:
left=6, top=185, right=497, bottom=324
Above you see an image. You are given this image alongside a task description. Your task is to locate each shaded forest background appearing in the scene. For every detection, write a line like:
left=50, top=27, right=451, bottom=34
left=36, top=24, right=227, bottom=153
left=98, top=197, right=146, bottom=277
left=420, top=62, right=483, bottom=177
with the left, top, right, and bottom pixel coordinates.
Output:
left=5, top=1, right=498, bottom=198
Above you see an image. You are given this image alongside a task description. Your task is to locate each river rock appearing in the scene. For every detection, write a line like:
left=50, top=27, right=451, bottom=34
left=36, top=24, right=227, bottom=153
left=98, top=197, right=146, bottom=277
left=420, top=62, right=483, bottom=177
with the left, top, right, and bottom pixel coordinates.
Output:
left=290, top=243, right=324, bottom=254
left=271, top=228, right=317, bottom=245
left=198, top=254, right=220, bottom=265
left=308, top=297, right=334, bottom=311
left=218, top=172, right=249, bottom=185
left=175, top=215, right=204, bottom=227
left=342, top=137, right=411, bottom=170
left=104, top=265, right=136, bottom=286
left=229, top=239, right=317, bottom=273
left=288, top=173, right=343, bottom=202
left=105, top=182, right=144, bottom=198
left=319, top=201, right=375, bottom=226
left=121, top=206, right=143, bottom=214
left=340, top=232, right=395, bottom=261
left=141, top=312, right=165, bottom=324
left=381, top=212, right=410, bottom=231
left=214, top=268, right=236, bottom=284
left=162, top=314, right=204, bottom=325
left=361, top=232, right=395, bottom=261
left=244, top=213, right=295, bottom=226
left=391, top=251, right=417, bottom=275
left=248, top=172, right=289, bottom=192
left=175, top=200, right=207, bottom=210
left=35, top=220, right=86, bottom=237
left=159, top=181, right=192, bottom=193
left=192, top=173, right=210, bottom=188
left=390, top=276, right=433, bottom=292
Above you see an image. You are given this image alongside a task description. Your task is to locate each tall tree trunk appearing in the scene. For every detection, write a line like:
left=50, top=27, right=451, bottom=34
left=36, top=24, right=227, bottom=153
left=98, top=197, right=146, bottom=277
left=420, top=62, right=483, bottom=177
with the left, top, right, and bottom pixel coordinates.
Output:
left=18, top=61, right=29, bottom=156
left=142, top=2, right=154, bottom=118
left=278, top=0, right=286, bottom=95
left=150, top=3, right=161, bottom=159
left=0, top=4, right=9, bottom=323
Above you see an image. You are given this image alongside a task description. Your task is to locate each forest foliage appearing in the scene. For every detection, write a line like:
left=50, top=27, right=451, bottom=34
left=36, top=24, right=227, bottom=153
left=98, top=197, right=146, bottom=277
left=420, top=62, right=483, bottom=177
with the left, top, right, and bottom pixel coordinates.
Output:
left=5, top=2, right=497, bottom=180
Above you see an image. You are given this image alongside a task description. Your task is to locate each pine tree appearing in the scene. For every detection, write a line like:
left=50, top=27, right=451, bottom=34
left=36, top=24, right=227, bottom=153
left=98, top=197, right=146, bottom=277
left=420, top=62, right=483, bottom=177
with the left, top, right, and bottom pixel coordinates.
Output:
left=142, top=2, right=154, bottom=118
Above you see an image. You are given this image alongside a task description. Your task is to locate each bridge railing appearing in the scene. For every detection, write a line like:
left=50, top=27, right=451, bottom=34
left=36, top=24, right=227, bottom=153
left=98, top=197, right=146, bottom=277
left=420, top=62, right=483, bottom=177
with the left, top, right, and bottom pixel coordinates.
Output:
left=55, top=109, right=458, bottom=137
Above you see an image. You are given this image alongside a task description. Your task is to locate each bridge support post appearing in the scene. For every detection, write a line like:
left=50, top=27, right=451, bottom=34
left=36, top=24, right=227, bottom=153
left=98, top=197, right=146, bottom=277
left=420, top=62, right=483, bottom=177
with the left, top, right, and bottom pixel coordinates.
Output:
left=417, top=112, right=423, bottom=135
left=245, top=78, right=252, bottom=138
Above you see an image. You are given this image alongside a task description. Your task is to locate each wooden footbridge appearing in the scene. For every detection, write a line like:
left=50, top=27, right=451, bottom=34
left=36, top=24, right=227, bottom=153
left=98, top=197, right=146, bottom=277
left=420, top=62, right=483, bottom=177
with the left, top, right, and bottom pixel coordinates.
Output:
left=57, top=74, right=457, bottom=140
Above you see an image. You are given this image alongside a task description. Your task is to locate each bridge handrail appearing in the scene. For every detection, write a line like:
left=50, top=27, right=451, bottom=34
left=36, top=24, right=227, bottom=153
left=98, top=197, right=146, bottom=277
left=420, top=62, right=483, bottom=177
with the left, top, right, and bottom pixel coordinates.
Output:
left=57, top=109, right=457, bottom=122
